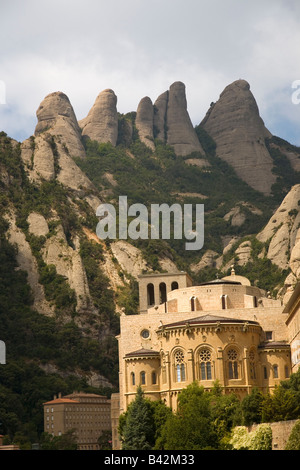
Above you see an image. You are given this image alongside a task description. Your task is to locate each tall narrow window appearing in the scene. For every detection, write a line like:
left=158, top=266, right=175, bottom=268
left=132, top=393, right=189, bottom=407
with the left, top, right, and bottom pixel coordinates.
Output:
left=199, top=348, right=212, bottom=380
left=147, top=283, right=155, bottom=306
left=152, top=372, right=157, bottom=384
left=131, top=372, right=135, bottom=386
left=191, top=296, right=196, bottom=311
left=140, top=371, right=146, bottom=385
left=273, top=365, right=278, bottom=379
left=174, top=350, right=186, bottom=382
left=159, top=282, right=167, bottom=304
left=221, top=295, right=227, bottom=309
left=263, top=366, right=268, bottom=379
left=228, top=349, right=239, bottom=379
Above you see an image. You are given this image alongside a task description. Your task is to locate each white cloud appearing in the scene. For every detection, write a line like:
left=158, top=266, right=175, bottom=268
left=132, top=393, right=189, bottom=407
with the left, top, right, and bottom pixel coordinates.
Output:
left=0, top=0, right=299, bottom=145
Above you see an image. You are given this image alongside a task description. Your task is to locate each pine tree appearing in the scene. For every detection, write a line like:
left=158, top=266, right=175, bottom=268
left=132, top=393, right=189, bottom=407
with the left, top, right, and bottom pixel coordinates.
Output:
left=122, top=386, right=155, bottom=450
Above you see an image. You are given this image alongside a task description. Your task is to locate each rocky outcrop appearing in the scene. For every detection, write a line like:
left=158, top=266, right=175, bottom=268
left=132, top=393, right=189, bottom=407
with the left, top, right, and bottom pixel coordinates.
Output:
left=166, top=81, right=204, bottom=156
left=135, top=96, right=155, bottom=150
left=153, top=90, right=168, bottom=142
left=5, top=212, right=53, bottom=315
left=21, top=133, right=94, bottom=192
left=20, top=91, right=98, bottom=192
left=200, top=79, right=276, bottom=195
left=79, top=89, right=118, bottom=145
left=153, top=82, right=204, bottom=156
left=42, top=223, right=94, bottom=314
left=257, top=184, right=300, bottom=272
left=35, top=91, right=85, bottom=159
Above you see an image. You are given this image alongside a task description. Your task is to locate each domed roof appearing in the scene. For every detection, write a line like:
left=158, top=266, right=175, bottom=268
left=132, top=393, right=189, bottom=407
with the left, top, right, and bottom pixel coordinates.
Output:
left=221, top=266, right=251, bottom=286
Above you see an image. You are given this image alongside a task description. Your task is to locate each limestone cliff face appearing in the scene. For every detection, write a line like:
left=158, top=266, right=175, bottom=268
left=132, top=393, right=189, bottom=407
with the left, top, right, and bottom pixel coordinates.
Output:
left=201, top=79, right=276, bottom=195
left=257, top=184, right=300, bottom=274
left=79, top=89, right=118, bottom=146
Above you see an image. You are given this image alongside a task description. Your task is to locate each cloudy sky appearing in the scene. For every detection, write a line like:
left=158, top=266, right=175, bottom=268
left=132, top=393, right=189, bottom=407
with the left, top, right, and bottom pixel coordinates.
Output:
left=1, top=0, right=300, bottom=145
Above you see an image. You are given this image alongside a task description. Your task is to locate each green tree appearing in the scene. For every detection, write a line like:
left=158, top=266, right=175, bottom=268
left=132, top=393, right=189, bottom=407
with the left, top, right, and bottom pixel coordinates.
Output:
left=241, top=387, right=264, bottom=425
left=210, top=383, right=242, bottom=445
left=261, top=387, right=300, bottom=423
left=98, top=430, right=112, bottom=450
left=121, top=387, right=155, bottom=450
left=159, top=382, right=219, bottom=450
left=40, top=430, right=77, bottom=450
left=285, top=420, right=300, bottom=450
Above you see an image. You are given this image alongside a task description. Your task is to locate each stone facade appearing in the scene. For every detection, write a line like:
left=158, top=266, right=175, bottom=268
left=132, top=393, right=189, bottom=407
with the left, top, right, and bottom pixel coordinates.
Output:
left=283, top=282, right=300, bottom=373
left=113, top=269, right=295, bottom=449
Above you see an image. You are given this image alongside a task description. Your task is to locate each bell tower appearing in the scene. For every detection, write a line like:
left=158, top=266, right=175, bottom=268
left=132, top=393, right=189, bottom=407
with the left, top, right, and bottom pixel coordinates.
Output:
left=138, top=272, right=192, bottom=313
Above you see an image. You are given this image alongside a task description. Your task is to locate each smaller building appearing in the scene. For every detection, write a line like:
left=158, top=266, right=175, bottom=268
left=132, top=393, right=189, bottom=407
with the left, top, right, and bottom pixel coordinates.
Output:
left=43, top=392, right=111, bottom=450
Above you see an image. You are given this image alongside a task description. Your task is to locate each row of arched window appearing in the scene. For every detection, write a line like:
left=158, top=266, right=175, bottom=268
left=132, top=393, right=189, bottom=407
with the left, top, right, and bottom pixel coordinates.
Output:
left=129, top=347, right=289, bottom=387
left=147, top=282, right=179, bottom=306
left=131, top=371, right=157, bottom=386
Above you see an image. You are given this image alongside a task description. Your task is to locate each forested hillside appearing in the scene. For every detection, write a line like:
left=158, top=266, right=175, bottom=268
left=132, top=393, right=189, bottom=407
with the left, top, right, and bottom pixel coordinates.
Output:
left=1, top=78, right=300, bottom=447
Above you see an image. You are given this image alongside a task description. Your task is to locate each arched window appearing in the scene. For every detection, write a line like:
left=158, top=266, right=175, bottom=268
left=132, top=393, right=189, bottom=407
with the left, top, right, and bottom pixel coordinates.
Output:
left=140, top=371, right=146, bottom=385
left=131, top=372, right=135, bottom=386
left=228, top=348, right=239, bottom=379
left=199, top=348, right=212, bottom=380
left=171, top=281, right=179, bottom=291
left=152, top=372, right=157, bottom=384
left=190, top=296, right=196, bottom=311
left=273, top=365, right=279, bottom=379
left=221, top=295, right=227, bottom=310
left=174, top=350, right=186, bottom=382
left=147, top=283, right=155, bottom=306
left=159, top=282, right=167, bottom=304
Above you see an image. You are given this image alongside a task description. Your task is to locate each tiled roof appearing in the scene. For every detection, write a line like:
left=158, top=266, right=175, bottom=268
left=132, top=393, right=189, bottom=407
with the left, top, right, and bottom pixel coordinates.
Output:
left=160, top=314, right=259, bottom=329
left=125, top=348, right=160, bottom=358
left=43, top=398, right=79, bottom=405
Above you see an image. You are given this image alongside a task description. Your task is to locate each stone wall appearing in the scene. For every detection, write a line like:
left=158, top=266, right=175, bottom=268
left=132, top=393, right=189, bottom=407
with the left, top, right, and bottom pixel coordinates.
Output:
left=249, top=419, right=298, bottom=450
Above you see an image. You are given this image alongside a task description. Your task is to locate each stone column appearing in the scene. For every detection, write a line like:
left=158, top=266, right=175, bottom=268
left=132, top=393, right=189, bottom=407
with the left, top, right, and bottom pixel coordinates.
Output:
left=187, top=349, right=194, bottom=382
left=216, top=347, right=225, bottom=385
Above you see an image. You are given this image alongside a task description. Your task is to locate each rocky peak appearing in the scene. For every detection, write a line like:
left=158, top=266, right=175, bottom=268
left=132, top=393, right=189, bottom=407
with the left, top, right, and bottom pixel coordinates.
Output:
left=200, top=79, right=276, bottom=195
left=153, top=82, right=204, bottom=156
left=34, top=91, right=85, bottom=159
left=79, top=88, right=118, bottom=146
left=135, top=96, right=155, bottom=150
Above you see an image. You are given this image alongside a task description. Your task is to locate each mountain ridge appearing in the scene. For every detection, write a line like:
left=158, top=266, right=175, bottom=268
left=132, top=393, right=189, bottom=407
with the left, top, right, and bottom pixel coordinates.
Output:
left=1, top=77, right=300, bottom=441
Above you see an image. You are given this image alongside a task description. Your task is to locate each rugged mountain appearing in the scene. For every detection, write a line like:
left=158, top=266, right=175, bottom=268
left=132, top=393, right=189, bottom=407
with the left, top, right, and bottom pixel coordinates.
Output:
left=79, top=89, right=118, bottom=146
left=35, top=91, right=86, bottom=159
left=1, top=78, right=300, bottom=442
left=200, top=79, right=275, bottom=195
left=155, top=81, right=205, bottom=156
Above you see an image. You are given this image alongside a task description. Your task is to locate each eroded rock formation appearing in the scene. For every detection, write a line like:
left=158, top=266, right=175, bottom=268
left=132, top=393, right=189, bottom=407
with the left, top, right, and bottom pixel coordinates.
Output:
left=200, top=79, right=276, bottom=195
left=79, top=89, right=118, bottom=146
